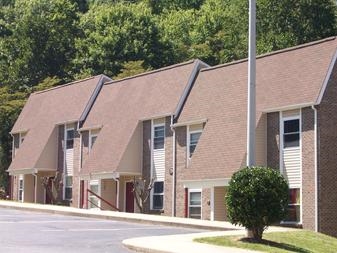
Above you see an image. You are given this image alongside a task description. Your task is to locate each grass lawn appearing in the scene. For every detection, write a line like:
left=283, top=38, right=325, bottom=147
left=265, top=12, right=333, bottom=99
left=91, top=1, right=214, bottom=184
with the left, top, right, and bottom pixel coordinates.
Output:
left=195, top=230, right=337, bottom=253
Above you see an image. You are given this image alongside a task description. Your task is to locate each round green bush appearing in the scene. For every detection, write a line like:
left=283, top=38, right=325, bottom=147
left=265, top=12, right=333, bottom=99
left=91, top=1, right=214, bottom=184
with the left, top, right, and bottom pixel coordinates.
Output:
left=226, top=166, right=289, bottom=240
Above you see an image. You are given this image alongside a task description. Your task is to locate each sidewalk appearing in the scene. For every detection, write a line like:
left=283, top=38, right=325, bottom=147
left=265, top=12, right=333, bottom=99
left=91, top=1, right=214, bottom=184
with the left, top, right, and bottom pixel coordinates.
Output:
left=0, top=200, right=295, bottom=253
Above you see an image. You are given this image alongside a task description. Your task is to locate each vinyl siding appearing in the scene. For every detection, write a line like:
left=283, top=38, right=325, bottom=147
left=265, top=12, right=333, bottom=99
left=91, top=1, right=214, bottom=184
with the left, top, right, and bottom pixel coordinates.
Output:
left=214, top=187, right=227, bottom=221
left=282, top=147, right=301, bottom=188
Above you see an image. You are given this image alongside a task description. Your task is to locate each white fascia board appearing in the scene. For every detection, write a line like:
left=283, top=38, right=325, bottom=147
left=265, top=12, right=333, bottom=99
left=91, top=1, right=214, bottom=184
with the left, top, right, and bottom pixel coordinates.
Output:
left=139, top=113, right=172, bottom=122
left=78, top=125, right=103, bottom=132
left=262, top=103, right=314, bottom=113
left=182, top=178, right=230, bottom=188
left=81, top=172, right=120, bottom=180
left=316, top=50, right=337, bottom=104
left=172, top=118, right=208, bottom=128
left=10, top=129, right=30, bottom=135
left=7, top=168, right=55, bottom=175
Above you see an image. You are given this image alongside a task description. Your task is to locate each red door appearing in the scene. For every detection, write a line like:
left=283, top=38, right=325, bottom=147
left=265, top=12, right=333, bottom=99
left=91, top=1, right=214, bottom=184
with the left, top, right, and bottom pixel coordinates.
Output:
left=125, top=182, right=134, bottom=213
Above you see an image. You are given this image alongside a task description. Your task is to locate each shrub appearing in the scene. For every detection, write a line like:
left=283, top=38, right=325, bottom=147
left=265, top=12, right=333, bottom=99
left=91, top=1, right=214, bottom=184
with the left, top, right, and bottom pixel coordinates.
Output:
left=226, top=166, right=289, bottom=240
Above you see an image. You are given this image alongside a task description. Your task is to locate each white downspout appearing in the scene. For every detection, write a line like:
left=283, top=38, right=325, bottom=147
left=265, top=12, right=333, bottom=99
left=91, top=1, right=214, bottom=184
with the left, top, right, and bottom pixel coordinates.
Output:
left=312, top=105, right=318, bottom=232
left=33, top=173, right=37, bottom=203
left=170, top=115, right=176, bottom=217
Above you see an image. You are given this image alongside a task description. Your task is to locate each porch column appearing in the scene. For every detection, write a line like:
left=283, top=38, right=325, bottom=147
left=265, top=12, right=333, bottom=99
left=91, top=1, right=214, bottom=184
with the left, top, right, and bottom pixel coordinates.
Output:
left=210, top=187, right=214, bottom=221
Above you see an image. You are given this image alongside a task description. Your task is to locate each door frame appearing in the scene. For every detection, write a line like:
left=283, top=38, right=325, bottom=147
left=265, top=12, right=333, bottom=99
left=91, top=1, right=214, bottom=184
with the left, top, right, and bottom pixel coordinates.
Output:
left=124, top=181, right=134, bottom=213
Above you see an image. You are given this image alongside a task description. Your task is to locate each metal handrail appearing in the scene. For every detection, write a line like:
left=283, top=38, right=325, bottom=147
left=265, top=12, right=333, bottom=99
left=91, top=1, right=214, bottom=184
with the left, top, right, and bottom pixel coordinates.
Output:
left=87, top=189, right=119, bottom=211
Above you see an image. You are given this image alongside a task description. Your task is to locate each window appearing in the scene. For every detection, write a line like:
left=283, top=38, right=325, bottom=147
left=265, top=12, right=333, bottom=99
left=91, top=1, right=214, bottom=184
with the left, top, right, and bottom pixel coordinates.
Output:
left=189, top=131, right=202, bottom=158
left=189, top=190, right=201, bottom=219
left=90, top=135, right=97, bottom=150
left=64, top=176, right=73, bottom=200
left=152, top=181, right=164, bottom=210
left=284, top=188, right=301, bottom=223
left=89, top=180, right=100, bottom=209
left=18, top=175, right=24, bottom=202
left=153, top=125, right=165, bottom=149
left=66, top=129, right=74, bottom=149
left=283, top=119, right=300, bottom=148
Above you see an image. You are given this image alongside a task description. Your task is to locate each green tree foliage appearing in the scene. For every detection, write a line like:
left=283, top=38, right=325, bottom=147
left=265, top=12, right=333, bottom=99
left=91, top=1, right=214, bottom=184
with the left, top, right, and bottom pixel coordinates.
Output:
left=226, top=167, right=289, bottom=241
left=115, top=60, right=151, bottom=80
left=73, top=2, right=165, bottom=78
left=0, top=0, right=79, bottom=88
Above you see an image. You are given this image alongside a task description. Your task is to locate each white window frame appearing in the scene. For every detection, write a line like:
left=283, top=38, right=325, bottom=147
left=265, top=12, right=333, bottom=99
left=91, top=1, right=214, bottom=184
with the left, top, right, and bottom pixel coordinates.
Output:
left=188, top=189, right=202, bottom=219
left=152, top=181, right=164, bottom=210
left=152, top=124, right=165, bottom=150
left=282, top=116, right=300, bottom=150
left=89, top=180, right=101, bottom=209
left=186, top=125, right=203, bottom=166
left=18, top=175, right=24, bottom=203
left=150, top=119, right=165, bottom=210
left=89, top=131, right=98, bottom=153
left=63, top=125, right=75, bottom=200
left=279, top=111, right=302, bottom=225
left=63, top=175, right=73, bottom=201
left=65, top=127, right=75, bottom=150
left=187, top=127, right=202, bottom=160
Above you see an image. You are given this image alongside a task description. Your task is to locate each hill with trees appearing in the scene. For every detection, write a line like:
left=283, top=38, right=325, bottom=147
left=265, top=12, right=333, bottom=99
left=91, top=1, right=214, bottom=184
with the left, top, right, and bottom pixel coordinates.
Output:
left=0, top=0, right=336, bottom=192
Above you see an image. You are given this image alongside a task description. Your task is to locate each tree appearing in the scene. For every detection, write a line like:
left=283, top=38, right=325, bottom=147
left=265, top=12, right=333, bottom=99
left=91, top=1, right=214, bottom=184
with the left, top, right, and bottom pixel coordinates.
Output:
left=115, top=60, right=151, bottom=80
left=73, top=2, right=165, bottom=78
left=132, top=176, right=154, bottom=213
left=0, top=0, right=79, bottom=88
left=226, top=166, right=289, bottom=241
left=41, top=171, right=64, bottom=205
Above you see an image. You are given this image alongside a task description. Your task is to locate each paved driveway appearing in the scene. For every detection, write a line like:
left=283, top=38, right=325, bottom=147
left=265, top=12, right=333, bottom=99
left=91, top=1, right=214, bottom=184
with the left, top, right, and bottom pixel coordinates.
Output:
left=0, top=207, right=205, bottom=253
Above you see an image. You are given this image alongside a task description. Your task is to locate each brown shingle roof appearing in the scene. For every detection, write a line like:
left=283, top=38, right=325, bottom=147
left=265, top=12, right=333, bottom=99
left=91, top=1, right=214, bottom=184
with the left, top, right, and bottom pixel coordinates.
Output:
left=80, top=60, right=200, bottom=175
left=8, top=75, right=102, bottom=172
left=178, top=37, right=337, bottom=180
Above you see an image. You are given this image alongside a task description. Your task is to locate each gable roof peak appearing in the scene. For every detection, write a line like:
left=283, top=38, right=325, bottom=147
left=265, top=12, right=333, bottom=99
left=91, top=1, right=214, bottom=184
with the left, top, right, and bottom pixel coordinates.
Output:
left=202, top=36, right=337, bottom=73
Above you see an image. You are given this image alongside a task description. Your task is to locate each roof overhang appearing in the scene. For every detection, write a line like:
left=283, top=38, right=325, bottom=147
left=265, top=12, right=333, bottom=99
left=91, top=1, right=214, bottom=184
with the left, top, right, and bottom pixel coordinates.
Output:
left=172, top=118, right=208, bottom=128
left=78, top=124, right=103, bottom=132
left=140, top=113, right=172, bottom=122
left=7, top=168, right=55, bottom=175
left=182, top=178, right=230, bottom=188
left=10, top=129, right=30, bottom=135
left=80, top=171, right=141, bottom=180
left=262, top=102, right=314, bottom=113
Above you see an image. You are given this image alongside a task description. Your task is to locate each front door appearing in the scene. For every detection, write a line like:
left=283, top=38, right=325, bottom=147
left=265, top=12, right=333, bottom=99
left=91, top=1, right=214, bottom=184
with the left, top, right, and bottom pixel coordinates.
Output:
left=125, top=182, right=134, bottom=213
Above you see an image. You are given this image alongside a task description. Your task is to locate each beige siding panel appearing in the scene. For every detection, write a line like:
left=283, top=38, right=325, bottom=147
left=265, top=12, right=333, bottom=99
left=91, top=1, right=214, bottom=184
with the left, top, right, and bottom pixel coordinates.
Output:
left=153, top=118, right=165, bottom=125
left=101, top=179, right=117, bottom=210
left=282, top=147, right=301, bottom=188
left=214, top=187, right=227, bottom=221
left=35, top=127, right=58, bottom=170
left=117, top=123, right=142, bottom=174
left=65, top=149, right=74, bottom=175
left=189, top=124, right=203, bottom=132
left=153, top=149, right=165, bottom=181
left=282, top=109, right=300, bottom=118
left=24, top=174, right=34, bottom=203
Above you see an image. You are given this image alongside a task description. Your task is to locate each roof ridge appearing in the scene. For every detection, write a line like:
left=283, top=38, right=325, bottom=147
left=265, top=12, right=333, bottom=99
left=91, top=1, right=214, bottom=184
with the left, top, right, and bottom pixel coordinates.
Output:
left=202, top=36, right=337, bottom=72
left=104, top=59, right=198, bottom=85
left=33, top=74, right=104, bottom=95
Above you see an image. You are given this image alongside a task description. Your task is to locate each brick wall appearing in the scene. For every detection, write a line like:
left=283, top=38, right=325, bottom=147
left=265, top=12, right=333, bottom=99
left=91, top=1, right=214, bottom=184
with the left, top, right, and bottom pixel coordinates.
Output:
left=175, top=126, right=187, bottom=218
left=142, top=120, right=151, bottom=213
left=301, top=107, right=315, bottom=230
left=71, top=124, right=80, bottom=208
left=164, top=116, right=173, bottom=216
left=317, top=63, right=337, bottom=237
left=267, top=112, right=280, bottom=170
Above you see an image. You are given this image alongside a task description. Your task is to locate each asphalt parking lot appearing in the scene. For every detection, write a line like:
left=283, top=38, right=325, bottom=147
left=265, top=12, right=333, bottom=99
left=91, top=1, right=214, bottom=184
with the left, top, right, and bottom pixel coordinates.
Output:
left=0, top=207, right=205, bottom=253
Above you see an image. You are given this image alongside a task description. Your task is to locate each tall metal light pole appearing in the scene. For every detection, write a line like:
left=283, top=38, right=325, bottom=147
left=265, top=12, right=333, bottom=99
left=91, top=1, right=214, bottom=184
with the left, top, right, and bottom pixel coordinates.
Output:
left=246, top=0, right=256, bottom=167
